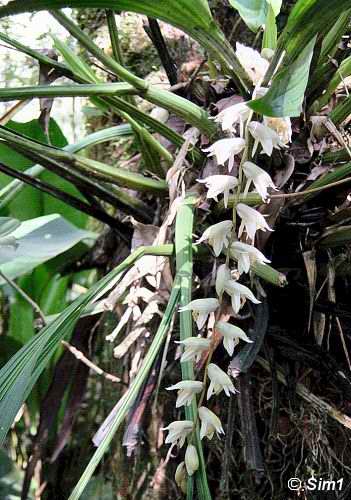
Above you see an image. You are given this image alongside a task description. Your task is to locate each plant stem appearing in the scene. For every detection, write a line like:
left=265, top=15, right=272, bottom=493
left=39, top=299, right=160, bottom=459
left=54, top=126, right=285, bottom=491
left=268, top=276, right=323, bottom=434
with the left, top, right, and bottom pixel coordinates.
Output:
left=175, top=194, right=212, bottom=500
left=0, top=271, right=47, bottom=325
left=0, top=162, right=130, bottom=238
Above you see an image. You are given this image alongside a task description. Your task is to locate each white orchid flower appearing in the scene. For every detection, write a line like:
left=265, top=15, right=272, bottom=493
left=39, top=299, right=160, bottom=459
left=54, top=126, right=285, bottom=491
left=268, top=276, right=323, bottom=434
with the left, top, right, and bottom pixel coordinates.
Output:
left=163, top=420, right=194, bottom=448
left=230, top=241, right=271, bottom=275
left=177, top=337, right=211, bottom=363
left=197, top=175, right=238, bottom=208
left=207, top=363, right=237, bottom=399
left=236, top=42, right=269, bottom=85
left=150, top=106, right=169, bottom=123
left=263, top=116, right=292, bottom=145
left=197, top=220, right=233, bottom=256
left=215, top=320, right=253, bottom=356
left=243, top=161, right=277, bottom=201
left=203, top=138, right=245, bottom=172
left=180, top=298, right=219, bottom=330
left=215, top=263, right=232, bottom=297
left=223, top=279, right=261, bottom=314
left=198, top=406, right=225, bottom=440
left=214, top=101, right=251, bottom=136
left=166, top=380, right=203, bottom=407
left=248, top=121, right=286, bottom=156
left=185, top=444, right=199, bottom=476
left=175, top=462, right=187, bottom=493
left=236, top=203, right=273, bottom=242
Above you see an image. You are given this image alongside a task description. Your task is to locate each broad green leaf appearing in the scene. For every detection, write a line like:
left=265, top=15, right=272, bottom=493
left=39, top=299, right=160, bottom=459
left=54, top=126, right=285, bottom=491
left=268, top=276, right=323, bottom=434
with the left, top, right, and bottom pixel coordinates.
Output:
left=0, top=217, right=20, bottom=238
left=229, top=0, right=268, bottom=32
left=249, top=36, right=316, bottom=117
left=262, top=4, right=277, bottom=50
left=0, top=214, right=95, bottom=282
left=268, top=0, right=351, bottom=81
left=229, top=0, right=280, bottom=32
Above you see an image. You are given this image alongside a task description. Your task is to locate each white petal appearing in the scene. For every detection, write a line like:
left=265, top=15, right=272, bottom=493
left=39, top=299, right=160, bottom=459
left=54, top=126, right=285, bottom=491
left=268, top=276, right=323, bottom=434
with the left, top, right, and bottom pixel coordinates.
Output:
left=216, top=264, right=232, bottom=296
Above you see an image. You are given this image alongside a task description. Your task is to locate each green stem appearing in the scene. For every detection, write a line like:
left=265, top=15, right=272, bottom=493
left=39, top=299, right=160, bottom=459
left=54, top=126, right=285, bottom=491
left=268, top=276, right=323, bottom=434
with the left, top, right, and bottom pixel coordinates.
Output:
left=0, top=125, right=167, bottom=193
left=0, top=83, right=217, bottom=138
left=329, top=95, right=351, bottom=125
left=50, top=10, right=217, bottom=137
left=0, top=30, right=203, bottom=158
left=52, top=9, right=147, bottom=90
left=175, top=194, right=212, bottom=500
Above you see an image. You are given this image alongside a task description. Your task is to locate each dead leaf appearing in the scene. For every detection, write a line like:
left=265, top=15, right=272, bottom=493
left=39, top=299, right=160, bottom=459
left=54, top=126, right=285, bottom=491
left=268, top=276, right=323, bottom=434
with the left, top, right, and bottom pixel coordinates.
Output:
left=214, top=95, right=244, bottom=114
left=302, top=249, right=317, bottom=333
left=274, top=154, right=295, bottom=189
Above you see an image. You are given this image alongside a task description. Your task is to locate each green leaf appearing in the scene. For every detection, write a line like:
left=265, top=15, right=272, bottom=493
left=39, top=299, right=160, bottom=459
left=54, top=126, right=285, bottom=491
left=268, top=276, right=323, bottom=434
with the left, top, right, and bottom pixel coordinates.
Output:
left=69, top=276, right=180, bottom=500
left=268, top=0, right=281, bottom=16
left=267, top=0, right=351, bottom=84
left=262, top=4, right=277, bottom=50
left=8, top=275, right=35, bottom=345
left=0, top=244, right=173, bottom=447
left=0, top=214, right=95, bottom=282
left=229, top=0, right=268, bottom=32
left=0, top=1, right=251, bottom=92
left=0, top=118, right=90, bottom=228
left=52, top=34, right=100, bottom=84
left=229, top=0, right=280, bottom=32
left=249, top=36, right=316, bottom=117
left=0, top=124, right=133, bottom=210
left=0, top=217, right=20, bottom=238
left=314, top=55, right=351, bottom=110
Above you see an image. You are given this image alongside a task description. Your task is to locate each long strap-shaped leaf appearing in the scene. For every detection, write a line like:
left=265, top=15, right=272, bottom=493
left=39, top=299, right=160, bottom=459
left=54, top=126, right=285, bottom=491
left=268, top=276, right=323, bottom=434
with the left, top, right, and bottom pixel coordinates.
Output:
left=0, top=0, right=251, bottom=92
left=0, top=124, right=153, bottom=221
left=0, top=125, right=168, bottom=193
left=0, top=31, right=202, bottom=156
left=68, top=279, right=181, bottom=499
left=0, top=82, right=217, bottom=138
left=0, top=244, right=174, bottom=447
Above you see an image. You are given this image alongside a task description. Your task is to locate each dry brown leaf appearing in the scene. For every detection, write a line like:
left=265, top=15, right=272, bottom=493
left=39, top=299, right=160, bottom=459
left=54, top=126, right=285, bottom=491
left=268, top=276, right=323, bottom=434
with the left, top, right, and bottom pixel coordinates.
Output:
left=113, top=327, right=148, bottom=358
left=274, top=154, right=295, bottom=189
left=302, top=249, right=317, bottom=334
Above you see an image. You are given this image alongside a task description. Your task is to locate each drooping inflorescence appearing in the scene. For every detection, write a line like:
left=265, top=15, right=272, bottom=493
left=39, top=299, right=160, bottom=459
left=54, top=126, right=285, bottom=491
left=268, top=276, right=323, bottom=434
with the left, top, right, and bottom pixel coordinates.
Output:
left=163, top=42, right=292, bottom=491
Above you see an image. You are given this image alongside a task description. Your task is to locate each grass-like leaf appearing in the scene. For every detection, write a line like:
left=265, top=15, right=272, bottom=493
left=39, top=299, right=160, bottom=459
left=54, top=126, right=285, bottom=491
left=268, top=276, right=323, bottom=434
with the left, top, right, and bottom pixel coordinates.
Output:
left=0, top=244, right=174, bottom=446
left=0, top=1, right=251, bottom=92
left=68, top=276, right=180, bottom=499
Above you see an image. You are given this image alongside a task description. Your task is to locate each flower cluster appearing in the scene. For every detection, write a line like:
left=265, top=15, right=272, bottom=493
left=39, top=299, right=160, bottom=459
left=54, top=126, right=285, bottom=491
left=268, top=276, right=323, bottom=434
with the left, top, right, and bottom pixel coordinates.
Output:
left=164, top=43, right=291, bottom=493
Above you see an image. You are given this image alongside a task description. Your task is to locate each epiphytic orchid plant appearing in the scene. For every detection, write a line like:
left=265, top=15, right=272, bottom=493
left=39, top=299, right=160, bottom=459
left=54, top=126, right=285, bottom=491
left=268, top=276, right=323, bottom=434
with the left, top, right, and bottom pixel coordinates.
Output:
left=1, top=1, right=351, bottom=499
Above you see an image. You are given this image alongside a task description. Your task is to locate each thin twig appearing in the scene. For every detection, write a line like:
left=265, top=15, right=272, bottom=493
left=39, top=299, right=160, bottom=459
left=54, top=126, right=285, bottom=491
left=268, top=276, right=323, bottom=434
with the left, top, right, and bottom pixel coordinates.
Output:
left=270, top=175, right=351, bottom=199
left=0, top=270, right=47, bottom=325
left=335, top=317, right=351, bottom=371
left=61, top=340, right=121, bottom=383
